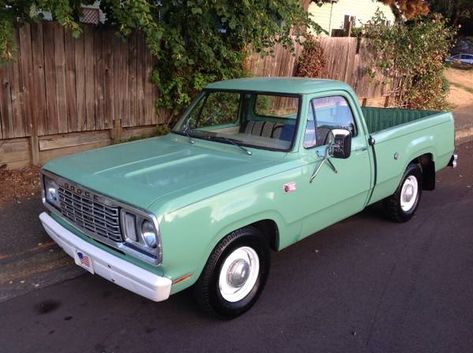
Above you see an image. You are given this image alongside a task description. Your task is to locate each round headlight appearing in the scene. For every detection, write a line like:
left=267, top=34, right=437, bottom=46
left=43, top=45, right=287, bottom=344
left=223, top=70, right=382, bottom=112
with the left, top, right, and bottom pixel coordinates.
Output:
left=141, top=220, right=157, bottom=249
left=45, top=178, right=60, bottom=208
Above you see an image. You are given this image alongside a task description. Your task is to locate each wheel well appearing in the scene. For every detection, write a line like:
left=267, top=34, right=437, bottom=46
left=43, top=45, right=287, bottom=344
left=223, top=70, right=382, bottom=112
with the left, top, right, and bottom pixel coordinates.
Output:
left=410, top=153, right=435, bottom=190
left=249, top=219, right=279, bottom=251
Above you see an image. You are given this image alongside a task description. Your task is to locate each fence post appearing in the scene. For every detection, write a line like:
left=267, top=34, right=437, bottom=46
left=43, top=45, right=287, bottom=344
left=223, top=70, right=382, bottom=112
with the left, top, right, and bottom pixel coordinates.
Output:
left=30, top=135, right=40, bottom=165
left=111, top=118, right=122, bottom=143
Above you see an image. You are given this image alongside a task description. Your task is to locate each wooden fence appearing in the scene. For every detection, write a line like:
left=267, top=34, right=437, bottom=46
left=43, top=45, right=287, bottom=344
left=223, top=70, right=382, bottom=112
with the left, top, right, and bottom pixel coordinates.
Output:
left=246, top=36, right=391, bottom=99
left=1, top=23, right=391, bottom=169
left=0, top=22, right=168, bottom=168
left=0, top=22, right=163, bottom=141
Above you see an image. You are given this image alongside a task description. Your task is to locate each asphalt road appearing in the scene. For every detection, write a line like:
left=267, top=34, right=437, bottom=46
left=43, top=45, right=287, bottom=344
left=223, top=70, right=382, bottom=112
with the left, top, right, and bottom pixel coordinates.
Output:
left=0, top=142, right=472, bottom=353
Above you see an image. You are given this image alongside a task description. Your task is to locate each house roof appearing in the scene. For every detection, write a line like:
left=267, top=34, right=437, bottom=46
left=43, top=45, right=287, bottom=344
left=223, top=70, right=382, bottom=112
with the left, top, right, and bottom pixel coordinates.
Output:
left=205, top=77, right=353, bottom=95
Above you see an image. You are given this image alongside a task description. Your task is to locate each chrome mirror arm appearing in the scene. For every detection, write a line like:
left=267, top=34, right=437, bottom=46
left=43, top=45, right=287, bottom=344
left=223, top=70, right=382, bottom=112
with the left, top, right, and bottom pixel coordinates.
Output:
left=309, top=143, right=338, bottom=183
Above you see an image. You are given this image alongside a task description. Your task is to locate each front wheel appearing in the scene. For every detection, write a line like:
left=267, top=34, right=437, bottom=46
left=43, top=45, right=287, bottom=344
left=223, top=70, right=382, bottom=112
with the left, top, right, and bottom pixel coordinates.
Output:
left=194, top=226, right=270, bottom=319
left=383, top=163, right=423, bottom=223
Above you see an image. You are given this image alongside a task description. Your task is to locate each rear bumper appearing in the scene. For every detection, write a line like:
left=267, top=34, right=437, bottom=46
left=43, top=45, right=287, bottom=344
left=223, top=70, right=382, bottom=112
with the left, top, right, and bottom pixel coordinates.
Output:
left=39, top=212, right=172, bottom=302
left=448, top=153, right=458, bottom=168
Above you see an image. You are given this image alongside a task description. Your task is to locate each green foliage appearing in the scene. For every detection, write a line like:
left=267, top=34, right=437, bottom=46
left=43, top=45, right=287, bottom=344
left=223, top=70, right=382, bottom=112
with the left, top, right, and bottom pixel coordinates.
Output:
left=361, top=11, right=456, bottom=110
left=0, top=17, right=15, bottom=62
left=294, top=35, right=326, bottom=78
left=196, top=92, right=240, bottom=127
left=1, top=0, right=318, bottom=118
left=154, top=123, right=171, bottom=136
left=146, top=0, right=317, bottom=117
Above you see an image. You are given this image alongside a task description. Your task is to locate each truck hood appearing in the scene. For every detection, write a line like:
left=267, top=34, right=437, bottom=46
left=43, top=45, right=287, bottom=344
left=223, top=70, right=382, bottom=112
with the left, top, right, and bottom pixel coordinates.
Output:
left=43, top=134, right=283, bottom=213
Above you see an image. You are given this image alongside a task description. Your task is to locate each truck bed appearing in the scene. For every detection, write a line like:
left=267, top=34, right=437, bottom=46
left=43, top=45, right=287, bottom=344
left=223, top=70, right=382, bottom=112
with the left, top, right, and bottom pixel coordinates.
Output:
left=361, top=107, right=440, bottom=134
left=361, top=106, right=454, bottom=207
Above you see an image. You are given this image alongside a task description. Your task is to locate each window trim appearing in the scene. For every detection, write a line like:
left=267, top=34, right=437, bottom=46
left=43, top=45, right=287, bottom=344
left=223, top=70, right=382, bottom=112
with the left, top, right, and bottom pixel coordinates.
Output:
left=172, top=89, right=303, bottom=153
left=303, top=99, right=317, bottom=149
left=303, top=94, right=358, bottom=150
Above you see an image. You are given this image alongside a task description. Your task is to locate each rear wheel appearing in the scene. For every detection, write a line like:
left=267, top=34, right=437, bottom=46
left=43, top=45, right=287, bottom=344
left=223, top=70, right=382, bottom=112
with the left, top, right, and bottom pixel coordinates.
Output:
left=383, top=163, right=422, bottom=223
left=194, top=226, right=270, bottom=319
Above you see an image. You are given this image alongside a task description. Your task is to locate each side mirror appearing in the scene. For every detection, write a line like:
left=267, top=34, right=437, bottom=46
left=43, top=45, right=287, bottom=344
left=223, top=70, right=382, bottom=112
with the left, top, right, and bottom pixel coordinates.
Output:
left=329, top=129, right=351, bottom=159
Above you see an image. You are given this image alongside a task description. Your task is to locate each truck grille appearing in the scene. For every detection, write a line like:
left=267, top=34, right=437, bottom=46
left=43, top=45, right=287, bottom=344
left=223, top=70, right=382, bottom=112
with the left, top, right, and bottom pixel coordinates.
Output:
left=58, top=187, right=122, bottom=242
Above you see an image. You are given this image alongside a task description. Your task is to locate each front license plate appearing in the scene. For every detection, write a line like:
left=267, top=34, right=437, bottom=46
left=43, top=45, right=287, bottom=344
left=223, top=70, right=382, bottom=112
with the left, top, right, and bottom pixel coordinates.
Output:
left=74, top=249, right=95, bottom=274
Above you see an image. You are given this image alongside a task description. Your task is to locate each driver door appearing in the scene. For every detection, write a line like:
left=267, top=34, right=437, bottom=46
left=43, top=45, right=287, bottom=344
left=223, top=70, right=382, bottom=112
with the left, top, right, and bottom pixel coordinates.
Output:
left=297, top=94, right=372, bottom=239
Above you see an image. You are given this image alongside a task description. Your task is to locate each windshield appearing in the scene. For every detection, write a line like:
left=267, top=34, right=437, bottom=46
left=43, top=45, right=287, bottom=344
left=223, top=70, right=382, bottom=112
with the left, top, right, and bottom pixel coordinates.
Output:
left=172, top=90, right=301, bottom=152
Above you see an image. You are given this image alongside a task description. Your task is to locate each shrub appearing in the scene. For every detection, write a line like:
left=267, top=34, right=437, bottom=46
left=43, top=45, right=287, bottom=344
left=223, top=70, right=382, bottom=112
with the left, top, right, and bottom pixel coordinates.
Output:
left=361, top=11, right=456, bottom=110
left=295, top=36, right=326, bottom=78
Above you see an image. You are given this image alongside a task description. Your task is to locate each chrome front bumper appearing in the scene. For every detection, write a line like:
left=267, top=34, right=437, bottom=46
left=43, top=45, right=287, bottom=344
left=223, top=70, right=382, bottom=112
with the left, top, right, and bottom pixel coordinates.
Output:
left=39, top=212, right=172, bottom=302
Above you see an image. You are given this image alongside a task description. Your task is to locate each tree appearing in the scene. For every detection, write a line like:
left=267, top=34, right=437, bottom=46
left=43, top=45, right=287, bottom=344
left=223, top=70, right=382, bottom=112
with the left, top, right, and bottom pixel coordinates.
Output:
left=379, top=0, right=430, bottom=21
left=428, top=0, right=473, bottom=33
left=1, top=0, right=320, bottom=115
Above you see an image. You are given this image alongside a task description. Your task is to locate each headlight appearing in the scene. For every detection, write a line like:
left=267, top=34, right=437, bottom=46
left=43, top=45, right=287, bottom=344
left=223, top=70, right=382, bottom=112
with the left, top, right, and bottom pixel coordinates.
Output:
left=141, top=220, right=157, bottom=248
left=121, top=210, right=161, bottom=264
left=44, top=176, right=60, bottom=208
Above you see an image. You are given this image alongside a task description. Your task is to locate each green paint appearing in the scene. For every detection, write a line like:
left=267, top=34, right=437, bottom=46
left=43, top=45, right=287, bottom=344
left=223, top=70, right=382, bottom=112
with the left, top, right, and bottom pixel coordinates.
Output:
left=42, top=78, right=455, bottom=295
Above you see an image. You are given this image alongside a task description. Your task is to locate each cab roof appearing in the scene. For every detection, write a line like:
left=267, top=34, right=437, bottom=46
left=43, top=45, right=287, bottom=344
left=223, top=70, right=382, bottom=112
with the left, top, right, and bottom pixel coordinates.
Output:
left=205, top=77, right=353, bottom=95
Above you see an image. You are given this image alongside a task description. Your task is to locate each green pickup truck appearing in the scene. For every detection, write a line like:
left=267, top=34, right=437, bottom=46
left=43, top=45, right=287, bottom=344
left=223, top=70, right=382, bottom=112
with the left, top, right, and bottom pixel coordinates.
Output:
left=39, top=78, right=457, bottom=318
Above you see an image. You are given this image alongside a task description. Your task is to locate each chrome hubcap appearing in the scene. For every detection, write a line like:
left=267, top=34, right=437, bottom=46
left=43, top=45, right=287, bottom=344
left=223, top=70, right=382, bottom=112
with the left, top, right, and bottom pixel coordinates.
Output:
left=400, top=175, right=419, bottom=212
left=219, top=246, right=260, bottom=302
left=227, top=259, right=250, bottom=288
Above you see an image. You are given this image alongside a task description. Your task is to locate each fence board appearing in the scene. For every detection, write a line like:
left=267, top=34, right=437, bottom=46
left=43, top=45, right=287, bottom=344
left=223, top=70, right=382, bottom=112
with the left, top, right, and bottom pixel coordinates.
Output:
left=0, top=72, right=3, bottom=139
left=8, top=32, right=22, bottom=138
left=74, top=29, right=86, bottom=132
left=84, top=26, right=95, bottom=131
left=30, top=23, right=47, bottom=136
left=103, top=29, right=115, bottom=131
left=64, top=30, right=78, bottom=132
left=54, top=24, right=68, bottom=133
left=94, top=29, right=106, bottom=130
left=39, top=130, right=110, bottom=151
left=136, top=35, right=146, bottom=127
left=144, top=50, right=155, bottom=126
left=43, top=24, right=58, bottom=135
left=17, top=25, right=33, bottom=138
left=0, top=137, right=30, bottom=168
left=0, top=58, right=14, bottom=138
left=39, top=140, right=110, bottom=165
left=127, top=33, right=138, bottom=128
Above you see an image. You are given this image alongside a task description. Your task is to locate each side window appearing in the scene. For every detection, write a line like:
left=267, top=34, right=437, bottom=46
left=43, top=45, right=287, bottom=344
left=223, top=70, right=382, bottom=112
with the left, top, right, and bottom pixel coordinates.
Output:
left=311, top=96, right=356, bottom=147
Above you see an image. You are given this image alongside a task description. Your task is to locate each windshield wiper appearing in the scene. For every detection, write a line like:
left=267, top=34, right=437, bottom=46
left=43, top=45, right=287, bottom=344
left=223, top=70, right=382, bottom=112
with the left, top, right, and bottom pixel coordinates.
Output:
left=211, top=136, right=252, bottom=156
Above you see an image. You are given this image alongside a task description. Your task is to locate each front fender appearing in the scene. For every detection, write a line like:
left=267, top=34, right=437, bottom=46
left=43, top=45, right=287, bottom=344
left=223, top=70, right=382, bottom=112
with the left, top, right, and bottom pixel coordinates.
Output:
left=158, top=170, right=303, bottom=294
